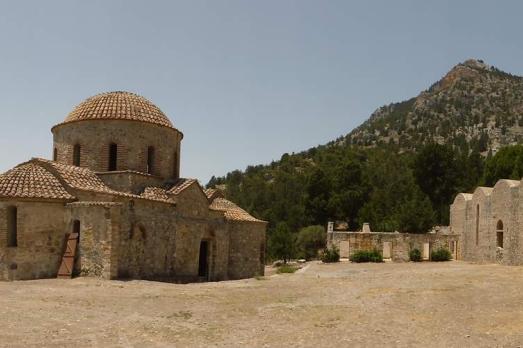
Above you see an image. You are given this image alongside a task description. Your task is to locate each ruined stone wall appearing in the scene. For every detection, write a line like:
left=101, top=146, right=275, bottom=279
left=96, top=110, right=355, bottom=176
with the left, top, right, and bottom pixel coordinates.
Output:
left=463, top=189, right=493, bottom=263
left=490, top=181, right=520, bottom=265
left=227, top=221, right=266, bottom=279
left=328, top=231, right=460, bottom=262
left=52, top=120, right=182, bottom=180
left=0, top=201, right=67, bottom=280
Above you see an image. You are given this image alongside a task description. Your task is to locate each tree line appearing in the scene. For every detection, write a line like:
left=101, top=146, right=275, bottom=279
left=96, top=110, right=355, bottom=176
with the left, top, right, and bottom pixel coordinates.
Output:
left=208, top=143, right=523, bottom=261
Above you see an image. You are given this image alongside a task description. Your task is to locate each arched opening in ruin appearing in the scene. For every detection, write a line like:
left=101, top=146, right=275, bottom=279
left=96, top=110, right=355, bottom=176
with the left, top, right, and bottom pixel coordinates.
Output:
left=496, top=220, right=504, bottom=248
left=73, top=144, right=81, bottom=166
left=53, top=148, right=58, bottom=161
left=147, top=146, right=155, bottom=175
left=7, top=206, right=18, bottom=247
left=108, top=143, right=118, bottom=171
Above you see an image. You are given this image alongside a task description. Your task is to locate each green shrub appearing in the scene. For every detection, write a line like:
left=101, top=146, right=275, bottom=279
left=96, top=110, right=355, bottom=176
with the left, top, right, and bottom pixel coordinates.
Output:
left=431, top=247, right=452, bottom=262
left=296, top=225, right=326, bottom=260
left=321, top=246, right=340, bottom=263
left=277, top=264, right=299, bottom=274
left=349, top=249, right=383, bottom=263
left=409, top=248, right=422, bottom=262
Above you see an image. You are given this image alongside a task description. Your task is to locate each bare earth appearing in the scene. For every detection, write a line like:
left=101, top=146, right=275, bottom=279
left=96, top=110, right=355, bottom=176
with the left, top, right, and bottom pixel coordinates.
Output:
left=2, top=261, right=523, bottom=348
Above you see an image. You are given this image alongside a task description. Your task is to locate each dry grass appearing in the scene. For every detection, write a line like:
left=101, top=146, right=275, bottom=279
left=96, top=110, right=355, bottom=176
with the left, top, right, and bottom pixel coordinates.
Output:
left=1, top=261, right=523, bottom=347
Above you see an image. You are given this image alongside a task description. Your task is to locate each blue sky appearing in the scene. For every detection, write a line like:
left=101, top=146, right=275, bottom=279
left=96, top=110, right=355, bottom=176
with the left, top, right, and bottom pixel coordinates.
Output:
left=0, top=0, right=522, bottom=182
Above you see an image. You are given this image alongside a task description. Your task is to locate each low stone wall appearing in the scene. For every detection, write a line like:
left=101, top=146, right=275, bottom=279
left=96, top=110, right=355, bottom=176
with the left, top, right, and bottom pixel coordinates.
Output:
left=328, top=230, right=460, bottom=262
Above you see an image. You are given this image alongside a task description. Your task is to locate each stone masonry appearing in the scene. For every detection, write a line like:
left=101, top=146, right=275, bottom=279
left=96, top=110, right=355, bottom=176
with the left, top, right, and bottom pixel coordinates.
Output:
left=0, top=91, right=267, bottom=281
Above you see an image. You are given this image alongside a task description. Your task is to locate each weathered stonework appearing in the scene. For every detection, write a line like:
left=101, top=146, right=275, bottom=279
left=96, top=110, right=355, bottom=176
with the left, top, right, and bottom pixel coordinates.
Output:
left=328, top=225, right=459, bottom=262
left=451, top=179, right=523, bottom=265
left=0, top=91, right=267, bottom=282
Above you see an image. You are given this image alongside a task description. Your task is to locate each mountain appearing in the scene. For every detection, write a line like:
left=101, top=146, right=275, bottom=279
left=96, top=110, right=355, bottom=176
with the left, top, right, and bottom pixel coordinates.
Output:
left=347, top=59, right=523, bottom=155
left=208, top=60, right=523, bottom=253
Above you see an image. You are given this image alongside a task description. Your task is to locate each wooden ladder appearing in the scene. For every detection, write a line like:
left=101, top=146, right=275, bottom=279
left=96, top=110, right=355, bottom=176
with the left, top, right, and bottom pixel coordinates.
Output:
left=57, top=233, right=79, bottom=279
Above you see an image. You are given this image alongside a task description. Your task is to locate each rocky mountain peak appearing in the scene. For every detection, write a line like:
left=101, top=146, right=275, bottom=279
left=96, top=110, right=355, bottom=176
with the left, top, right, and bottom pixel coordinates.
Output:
left=348, top=60, right=523, bottom=155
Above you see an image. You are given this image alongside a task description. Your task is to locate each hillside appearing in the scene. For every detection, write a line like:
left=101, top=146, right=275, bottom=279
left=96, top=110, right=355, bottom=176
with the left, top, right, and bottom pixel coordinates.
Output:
left=208, top=60, right=523, bottom=256
left=347, top=59, right=523, bottom=154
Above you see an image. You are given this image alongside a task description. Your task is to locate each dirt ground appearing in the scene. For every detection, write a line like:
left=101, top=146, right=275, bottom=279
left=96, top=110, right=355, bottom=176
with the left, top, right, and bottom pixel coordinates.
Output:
left=1, top=261, right=523, bottom=347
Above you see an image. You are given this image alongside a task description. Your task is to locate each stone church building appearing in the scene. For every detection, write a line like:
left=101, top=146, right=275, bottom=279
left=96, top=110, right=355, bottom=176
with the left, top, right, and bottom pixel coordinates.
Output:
left=0, top=91, right=267, bottom=281
left=450, top=179, right=523, bottom=265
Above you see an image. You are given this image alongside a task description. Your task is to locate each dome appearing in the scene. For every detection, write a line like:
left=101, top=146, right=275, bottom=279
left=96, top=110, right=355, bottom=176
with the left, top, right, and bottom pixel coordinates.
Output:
left=58, top=91, right=174, bottom=129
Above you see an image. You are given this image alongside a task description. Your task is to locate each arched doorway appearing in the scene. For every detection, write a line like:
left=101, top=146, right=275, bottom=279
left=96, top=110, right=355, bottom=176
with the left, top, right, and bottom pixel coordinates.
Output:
left=198, top=240, right=209, bottom=279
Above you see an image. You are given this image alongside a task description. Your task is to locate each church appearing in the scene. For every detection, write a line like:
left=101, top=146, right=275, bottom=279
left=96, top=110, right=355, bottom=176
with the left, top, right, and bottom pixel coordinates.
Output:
left=0, top=91, right=267, bottom=281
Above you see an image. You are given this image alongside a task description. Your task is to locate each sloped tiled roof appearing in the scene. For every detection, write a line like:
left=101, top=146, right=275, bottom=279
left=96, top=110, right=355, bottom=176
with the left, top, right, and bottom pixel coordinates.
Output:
left=0, top=162, right=75, bottom=201
left=168, top=178, right=198, bottom=195
left=204, top=188, right=225, bottom=201
left=141, top=187, right=172, bottom=201
left=210, top=198, right=266, bottom=223
left=32, top=158, right=173, bottom=204
left=55, top=91, right=176, bottom=130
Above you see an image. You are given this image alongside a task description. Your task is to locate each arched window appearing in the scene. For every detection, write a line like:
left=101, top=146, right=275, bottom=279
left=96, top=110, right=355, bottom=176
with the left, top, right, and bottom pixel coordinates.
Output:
left=496, top=220, right=504, bottom=248
left=7, top=206, right=17, bottom=247
left=53, top=148, right=58, bottom=161
left=147, top=146, right=155, bottom=175
left=73, top=144, right=81, bottom=166
left=475, top=204, right=480, bottom=246
left=108, top=143, right=118, bottom=171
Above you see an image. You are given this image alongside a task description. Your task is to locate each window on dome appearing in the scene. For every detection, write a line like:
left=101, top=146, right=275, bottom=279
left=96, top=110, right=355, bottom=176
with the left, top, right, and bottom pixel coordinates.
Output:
left=147, top=146, right=155, bottom=175
left=108, top=143, right=118, bottom=171
left=73, top=144, right=81, bottom=167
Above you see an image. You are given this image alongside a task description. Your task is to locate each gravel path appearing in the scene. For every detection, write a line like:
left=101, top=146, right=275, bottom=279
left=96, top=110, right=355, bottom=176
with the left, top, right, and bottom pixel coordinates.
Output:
left=1, top=261, right=522, bottom=347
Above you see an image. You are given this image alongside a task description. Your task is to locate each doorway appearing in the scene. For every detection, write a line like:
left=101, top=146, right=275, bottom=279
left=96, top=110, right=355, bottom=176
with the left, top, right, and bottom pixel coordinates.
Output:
left=423, top=243, right=431, bottom=260
left=198, top=240, right=209, bottom=279
left=383, top=242, right=392, bottom=259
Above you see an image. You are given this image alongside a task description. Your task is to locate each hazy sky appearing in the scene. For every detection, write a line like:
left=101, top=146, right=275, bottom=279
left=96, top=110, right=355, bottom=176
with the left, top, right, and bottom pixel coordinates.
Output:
left=0, top=1, right=522, bottom=183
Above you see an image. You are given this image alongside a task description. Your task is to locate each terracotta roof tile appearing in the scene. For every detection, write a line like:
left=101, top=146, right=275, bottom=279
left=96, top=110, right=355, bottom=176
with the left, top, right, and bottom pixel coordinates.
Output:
left=39, top=159, right=116, bottom=193
left=168, top=178, right=198, bottom=195
left=33, top=159, right=173, bottom=204
left=141, top=187, right=172, bottom=201
left=210, top=198, right=266, bottom=223
left=56, top=91, right=176, bottom=130
left=204, top=188, right=225, bottom=201
left=0, top=162, right=75, bottom=200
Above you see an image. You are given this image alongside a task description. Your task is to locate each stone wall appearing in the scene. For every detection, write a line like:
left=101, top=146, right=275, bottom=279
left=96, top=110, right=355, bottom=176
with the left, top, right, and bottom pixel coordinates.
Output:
left=67, top=202, right=121, bottom=279
left=328, top=230, right=460, bottom=262
left=451, top=180, right=523, bottom=266
left=52, top=120, right=182, bottom=180
left=0, top=201, right=68, bottom=280
left=227, top=221, right=266, bottom=279
left=96, top=171, right=164, bottom=194
left=116, top=199, right=178, bottom=280
left=0, top=184, right=266, bottom=282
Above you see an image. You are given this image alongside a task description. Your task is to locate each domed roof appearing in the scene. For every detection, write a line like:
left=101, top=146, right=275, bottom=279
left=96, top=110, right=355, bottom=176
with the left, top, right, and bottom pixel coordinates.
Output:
left=60, top=91, right=174, bottom=129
